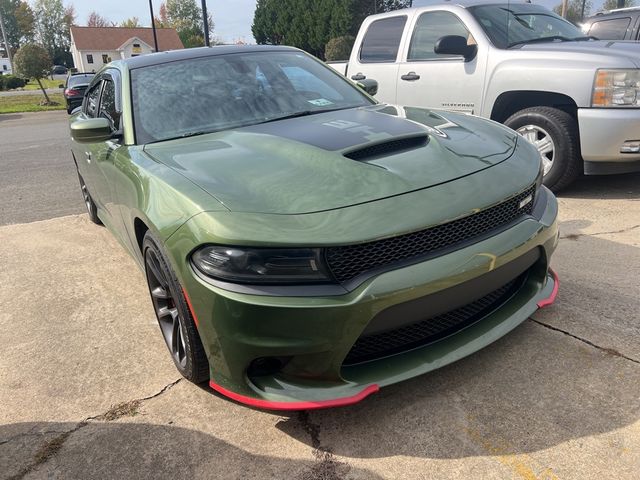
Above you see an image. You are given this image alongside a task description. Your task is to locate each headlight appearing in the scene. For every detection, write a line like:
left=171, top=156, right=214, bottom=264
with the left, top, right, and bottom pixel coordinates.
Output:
left=191, top=246, right=333, bottom=284
left=592, top=69, right=640, bottom=107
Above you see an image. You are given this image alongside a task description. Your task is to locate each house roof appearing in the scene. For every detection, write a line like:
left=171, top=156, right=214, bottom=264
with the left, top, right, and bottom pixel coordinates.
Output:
left=70, top=26, right=184, bottom=52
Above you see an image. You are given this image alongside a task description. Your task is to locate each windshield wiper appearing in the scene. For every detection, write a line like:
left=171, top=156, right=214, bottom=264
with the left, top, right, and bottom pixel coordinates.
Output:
left=259, top=106, right=353, bottom=125
left=508, top=35, right=574, bottom=48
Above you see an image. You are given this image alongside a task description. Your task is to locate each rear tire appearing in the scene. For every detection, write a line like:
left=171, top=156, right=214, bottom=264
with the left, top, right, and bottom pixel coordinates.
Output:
left=77, top=172, right=102, bottom=225
left=143, top=232, right=209, bottom=383
left=505, top=106, right=581, bottom=192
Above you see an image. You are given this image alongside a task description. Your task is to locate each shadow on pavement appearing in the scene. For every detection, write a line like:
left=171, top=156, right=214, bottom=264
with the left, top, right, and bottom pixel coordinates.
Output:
left=0, top=421, right=384, bottom=480
left=558, top=172, right=640, bottom=200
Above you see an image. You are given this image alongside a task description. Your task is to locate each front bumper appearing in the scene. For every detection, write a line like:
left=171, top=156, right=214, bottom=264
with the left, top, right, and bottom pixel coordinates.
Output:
left=578, top=108, right=640, bottom=174
left=172, top=187, right=559, bottom=410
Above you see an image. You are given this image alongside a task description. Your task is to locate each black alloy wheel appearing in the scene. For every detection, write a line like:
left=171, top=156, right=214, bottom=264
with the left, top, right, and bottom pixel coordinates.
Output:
left=143, top=232, right=209, bottom=383
left=77, top=172, right=101, bottom=225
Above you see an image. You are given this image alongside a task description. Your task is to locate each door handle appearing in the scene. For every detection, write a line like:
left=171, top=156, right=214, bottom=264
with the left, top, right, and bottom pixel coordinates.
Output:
left=401, top=72, right=421, bottom=81
left=85, top=151, right=92, bottom=163
left=351, top=73, right=366, bottom=81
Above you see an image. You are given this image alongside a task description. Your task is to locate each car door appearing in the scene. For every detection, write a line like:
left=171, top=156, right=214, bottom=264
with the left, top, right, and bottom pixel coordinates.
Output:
left=78, top=79, right=105, bottom=204
left=395, top=9, right=487, bottom=115
left=347, top=14, right=409, bottom=103
left=92, top=70, right=127, bottom=230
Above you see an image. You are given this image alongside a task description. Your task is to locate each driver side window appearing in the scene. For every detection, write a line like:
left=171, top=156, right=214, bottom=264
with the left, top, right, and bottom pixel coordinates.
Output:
left=408, top=11, right=472, bottom=61
left=99, top=79, right=121, bottom=131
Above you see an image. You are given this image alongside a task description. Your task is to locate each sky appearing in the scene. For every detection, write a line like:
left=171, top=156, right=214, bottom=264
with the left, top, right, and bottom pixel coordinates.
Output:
left=56, top=0, right=608, bottom=45
left=59, top=0, right=258, bottom=44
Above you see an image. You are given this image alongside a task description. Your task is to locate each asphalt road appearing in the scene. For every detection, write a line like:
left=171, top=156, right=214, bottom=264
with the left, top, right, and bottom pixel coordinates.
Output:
left=0, top=111, right=639, bottom=480
left=0, top=111, right=84, bottom=225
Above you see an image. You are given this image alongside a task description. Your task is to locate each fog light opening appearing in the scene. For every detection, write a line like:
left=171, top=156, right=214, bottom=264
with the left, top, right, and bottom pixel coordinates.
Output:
left=248, top=356, right=291, bottom=377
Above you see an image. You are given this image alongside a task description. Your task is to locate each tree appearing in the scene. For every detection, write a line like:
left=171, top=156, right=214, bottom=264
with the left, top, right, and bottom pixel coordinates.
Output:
left=86, top=11, right=111, bottom=28
left=0, top=0, right=35, bottom=53
left=325, top=35, right=355, bottom=61
left=13, top=42, right=52, bottom=103
left=602, top=0, right=636, bottom=9
left=121, top=16, right=141, bottom=28
left=162, top=0, right=214, bottom=48
left=553, top=0, right=592, bottom=23
left=252, top=0, right=353, bottom=58
left=33, top=0, right=71, bottom=65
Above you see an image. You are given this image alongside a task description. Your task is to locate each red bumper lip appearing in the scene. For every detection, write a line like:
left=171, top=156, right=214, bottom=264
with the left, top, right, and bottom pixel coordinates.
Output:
left=209, top=380, right=380, bottom=411
left=536, top=268, right=559, bottom=308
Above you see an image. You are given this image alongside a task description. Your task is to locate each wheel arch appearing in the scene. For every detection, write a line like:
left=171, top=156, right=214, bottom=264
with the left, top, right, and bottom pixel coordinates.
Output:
left=490, top=91, right=578, bottom=124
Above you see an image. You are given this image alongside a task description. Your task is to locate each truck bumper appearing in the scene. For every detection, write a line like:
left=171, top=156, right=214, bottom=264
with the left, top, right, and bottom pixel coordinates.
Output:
left=578, top=108, right=640, bottom=174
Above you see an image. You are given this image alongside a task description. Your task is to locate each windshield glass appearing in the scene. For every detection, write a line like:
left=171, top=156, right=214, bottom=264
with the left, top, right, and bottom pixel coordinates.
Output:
left=130, top=51, right=374, bottom=144
left=469, top=4, right=586, bottom=49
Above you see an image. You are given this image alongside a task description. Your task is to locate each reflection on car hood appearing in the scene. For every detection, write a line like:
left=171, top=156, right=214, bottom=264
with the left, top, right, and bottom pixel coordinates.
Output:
left=144, top=105, right=518, bottom=215
left=520, top=40, right=640, bottom=67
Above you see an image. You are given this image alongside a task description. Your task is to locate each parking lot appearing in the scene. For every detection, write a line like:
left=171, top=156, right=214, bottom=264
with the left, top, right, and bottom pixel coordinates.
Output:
left=1, top=111, right=639, bottom=479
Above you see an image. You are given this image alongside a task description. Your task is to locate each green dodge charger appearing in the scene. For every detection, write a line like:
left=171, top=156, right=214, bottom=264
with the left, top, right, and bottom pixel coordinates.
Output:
left=69, top=46, right=559, bottom=410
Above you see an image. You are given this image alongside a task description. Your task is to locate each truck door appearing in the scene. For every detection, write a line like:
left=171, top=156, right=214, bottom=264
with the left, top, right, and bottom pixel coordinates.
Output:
left=395, top=10, right=487, bottom=116
left=347, top=14, right=408, bottom=103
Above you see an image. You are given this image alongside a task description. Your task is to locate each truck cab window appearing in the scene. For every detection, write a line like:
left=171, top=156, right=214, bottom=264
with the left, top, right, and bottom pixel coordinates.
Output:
left=359, top=16, right=407, bottom=63
left=408, top=11, right=472, bottom=61
left=588, top=17, right=631, bottom=40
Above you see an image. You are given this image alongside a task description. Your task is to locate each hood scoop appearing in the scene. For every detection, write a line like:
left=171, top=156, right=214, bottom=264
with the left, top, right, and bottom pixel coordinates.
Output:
left=344, top=135, right=429, bottom=161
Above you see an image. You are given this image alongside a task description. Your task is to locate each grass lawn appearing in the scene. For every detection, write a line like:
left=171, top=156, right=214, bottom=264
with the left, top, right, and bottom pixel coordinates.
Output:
left=0, top=93, right=65, bottom=114
left=23, top=78, right=64, bottom=90
left=0, top=77, right=62, bottom=92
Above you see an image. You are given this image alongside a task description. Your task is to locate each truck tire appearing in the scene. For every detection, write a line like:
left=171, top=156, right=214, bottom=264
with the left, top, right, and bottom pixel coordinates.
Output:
left=505, top=106, right=581, bottom=192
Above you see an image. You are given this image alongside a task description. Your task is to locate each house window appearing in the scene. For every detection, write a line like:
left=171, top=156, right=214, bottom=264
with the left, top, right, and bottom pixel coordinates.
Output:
left=2, top=65, right=6, bottom=71
left=133, top=43, right=140, bottom=48
left=87, top=54, right=94, bottom=64
left=102, top=54, right=109, bottom=63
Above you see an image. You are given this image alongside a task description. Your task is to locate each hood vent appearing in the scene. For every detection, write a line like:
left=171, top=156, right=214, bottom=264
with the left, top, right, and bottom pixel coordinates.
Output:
left=344, top=135, right=428, bottom=161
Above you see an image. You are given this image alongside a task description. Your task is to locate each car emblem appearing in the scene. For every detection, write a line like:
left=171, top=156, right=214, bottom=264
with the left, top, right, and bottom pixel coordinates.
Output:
left=519, top=194, right=533, bottom=209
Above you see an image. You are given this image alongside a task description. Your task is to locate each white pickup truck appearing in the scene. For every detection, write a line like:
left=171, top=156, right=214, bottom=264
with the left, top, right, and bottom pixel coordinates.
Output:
left=329, top=0, right=640, bottom=191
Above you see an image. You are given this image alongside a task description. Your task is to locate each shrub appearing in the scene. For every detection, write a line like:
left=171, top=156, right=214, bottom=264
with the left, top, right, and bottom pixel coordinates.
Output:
left=325, top=36, right=355, bottom=62
left=0, top=75, right=28, bottom=91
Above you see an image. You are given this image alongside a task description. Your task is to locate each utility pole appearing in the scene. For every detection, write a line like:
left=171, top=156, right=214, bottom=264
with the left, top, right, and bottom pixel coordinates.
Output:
left=201, top=0, right=210, bottom=47
left=0, top=7, right=13, bottom=73
left=561, top=0, right=568, bottom=18
left=148, top=0, right=159, bottom=52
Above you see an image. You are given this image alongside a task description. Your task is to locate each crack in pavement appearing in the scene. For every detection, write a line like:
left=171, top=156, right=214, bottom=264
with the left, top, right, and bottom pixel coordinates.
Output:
left=297, top=411, right=349, bottom=480
left=530, top=319, right=640, bottom=365
left=6, top=378, right=182, bottom=480
left=560, top=224, right=639, bottom=241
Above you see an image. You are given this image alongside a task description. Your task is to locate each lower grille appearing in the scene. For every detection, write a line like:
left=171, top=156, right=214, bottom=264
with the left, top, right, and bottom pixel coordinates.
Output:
left=343, top=274, right=525, bottom=366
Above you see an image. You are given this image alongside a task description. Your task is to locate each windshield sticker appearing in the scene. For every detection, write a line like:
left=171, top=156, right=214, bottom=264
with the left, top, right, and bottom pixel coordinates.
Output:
left=308, top=98, right=334, bottom=107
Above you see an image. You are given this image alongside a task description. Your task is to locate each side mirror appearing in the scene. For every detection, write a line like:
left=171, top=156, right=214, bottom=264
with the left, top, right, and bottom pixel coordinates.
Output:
left=356, top=78, right=378, bottom=96
left=70, top=117, right=113, bottom=143
left=434, top=35, right=477, bottom=62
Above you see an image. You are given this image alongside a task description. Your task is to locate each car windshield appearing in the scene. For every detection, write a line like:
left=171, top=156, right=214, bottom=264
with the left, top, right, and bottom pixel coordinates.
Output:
left=468, top=4, right=589, bottom=49
left=130, top=50, right=375, bottom=144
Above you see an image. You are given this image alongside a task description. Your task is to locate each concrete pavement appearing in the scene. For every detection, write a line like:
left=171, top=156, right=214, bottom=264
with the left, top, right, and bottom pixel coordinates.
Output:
left=0, top=111, right=638, bottom=479
left=0, top=111, right=83, bottom=226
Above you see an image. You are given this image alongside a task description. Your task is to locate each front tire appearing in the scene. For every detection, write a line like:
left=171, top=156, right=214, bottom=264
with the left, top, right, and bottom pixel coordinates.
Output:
left=505, top=106, right=581, bottom=192
left=143, top=232, right=209, bottom=383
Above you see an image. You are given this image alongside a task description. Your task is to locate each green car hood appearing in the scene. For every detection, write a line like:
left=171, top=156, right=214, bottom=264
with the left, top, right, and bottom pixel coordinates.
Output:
left=143, top=105, right=518, bottom=215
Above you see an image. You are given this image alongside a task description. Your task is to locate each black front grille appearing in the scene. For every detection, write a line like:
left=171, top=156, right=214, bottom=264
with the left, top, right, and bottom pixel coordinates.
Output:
left=343, top=275, right=524, bottom=365
left=326, top=186, right=535, bottom=283
left=344, top=136, right=428, bottom=161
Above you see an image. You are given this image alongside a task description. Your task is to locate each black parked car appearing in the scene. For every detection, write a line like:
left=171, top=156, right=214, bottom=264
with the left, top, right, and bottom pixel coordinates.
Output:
left=64, top=73, right=94, bottom=114
left=52, top=65, right=68, bottom=75
left=582, top=7, right=640, bottom=40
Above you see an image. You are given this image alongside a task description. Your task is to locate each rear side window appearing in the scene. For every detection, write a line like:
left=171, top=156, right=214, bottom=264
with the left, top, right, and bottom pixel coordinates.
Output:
left=359, top=16, right=407, bottom=63
left=588, top=17, right=631, bottom=40
left=408, top=11, right=471, bottom=61
left=85, top=82, right=102, bottom=118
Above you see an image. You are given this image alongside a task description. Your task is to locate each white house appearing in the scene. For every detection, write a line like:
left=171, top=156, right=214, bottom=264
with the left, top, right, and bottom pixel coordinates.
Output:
left=0, top=57, right=12, bottom=75
left=69, top=26, right=184, bottom=72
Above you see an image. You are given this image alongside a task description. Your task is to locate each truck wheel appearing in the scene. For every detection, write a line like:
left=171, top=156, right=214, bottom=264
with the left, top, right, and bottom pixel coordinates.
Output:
left=505, top=106, right=581, bottom=192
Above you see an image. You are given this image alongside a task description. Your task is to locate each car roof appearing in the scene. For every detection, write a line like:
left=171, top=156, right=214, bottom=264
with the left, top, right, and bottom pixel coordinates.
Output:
left=121, top=44, right=300, bottom=70
left=410, top=0, right=531, bottom=9
left=587, top=7, right=640, bottom=20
